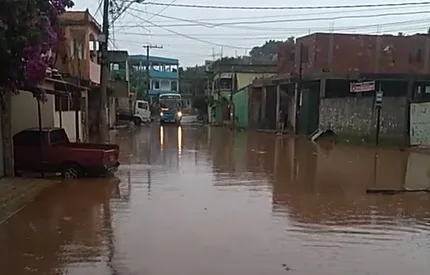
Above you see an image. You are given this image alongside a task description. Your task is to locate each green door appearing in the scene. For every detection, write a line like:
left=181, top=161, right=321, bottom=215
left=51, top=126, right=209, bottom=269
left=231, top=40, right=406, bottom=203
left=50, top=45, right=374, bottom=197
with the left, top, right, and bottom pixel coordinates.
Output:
left=298, top=87, right=319, bottom=135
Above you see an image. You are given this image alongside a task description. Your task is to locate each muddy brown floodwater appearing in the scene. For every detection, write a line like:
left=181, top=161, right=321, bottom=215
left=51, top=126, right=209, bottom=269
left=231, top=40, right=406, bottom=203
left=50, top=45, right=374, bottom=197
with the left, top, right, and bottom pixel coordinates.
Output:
left=1, top=125, right=430, bottom=275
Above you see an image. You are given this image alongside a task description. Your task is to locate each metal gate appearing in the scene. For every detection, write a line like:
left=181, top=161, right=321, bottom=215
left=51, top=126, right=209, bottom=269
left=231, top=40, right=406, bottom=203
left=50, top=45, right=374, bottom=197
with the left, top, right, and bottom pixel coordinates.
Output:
left=410, top=102, right=430, bottom=146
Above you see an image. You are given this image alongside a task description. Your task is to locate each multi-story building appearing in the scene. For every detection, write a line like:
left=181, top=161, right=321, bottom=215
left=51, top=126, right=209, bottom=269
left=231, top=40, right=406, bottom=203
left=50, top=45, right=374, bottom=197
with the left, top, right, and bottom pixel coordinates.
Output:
left=128, top=55, right=179, bottom=104
left=253, top=32, right=430, bottom=145
left=53, top=9, right=103, bottom=141
left=57, top=10, right=101, bottom=85
left=108, top=50, right=130, bottom=127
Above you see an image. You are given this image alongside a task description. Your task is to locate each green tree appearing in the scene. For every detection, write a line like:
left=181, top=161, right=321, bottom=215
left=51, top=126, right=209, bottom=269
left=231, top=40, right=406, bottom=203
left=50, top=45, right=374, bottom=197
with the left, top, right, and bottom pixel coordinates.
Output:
left=249, top=37, right=295, bottom=61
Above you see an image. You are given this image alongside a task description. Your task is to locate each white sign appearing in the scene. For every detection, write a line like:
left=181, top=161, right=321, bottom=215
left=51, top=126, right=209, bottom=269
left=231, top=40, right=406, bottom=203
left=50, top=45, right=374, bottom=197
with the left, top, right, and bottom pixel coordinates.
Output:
left=375, top=91, right=383, bottom=107
left=350, top=81, right=375, bottom=93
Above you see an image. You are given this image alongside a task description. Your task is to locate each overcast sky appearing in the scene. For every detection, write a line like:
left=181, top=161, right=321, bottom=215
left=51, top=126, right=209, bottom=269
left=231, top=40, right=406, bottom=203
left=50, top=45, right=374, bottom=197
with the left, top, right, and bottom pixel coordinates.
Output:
left=73, top=0, right=430, bottom=67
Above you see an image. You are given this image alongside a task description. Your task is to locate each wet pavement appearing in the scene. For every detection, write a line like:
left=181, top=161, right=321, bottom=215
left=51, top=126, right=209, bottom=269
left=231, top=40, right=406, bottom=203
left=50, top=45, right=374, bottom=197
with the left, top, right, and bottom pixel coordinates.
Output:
left=1, top=124, right=430, bottom=275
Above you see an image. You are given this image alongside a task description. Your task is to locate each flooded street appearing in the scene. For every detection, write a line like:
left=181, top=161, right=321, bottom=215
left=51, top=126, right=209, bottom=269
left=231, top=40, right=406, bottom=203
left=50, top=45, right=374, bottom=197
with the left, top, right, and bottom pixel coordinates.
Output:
left=1, top=123, right=430, bottom=275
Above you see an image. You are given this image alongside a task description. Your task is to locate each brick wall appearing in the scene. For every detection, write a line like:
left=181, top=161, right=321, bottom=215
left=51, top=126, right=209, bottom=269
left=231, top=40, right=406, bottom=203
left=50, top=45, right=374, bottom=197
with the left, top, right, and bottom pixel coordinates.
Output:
left=277, top=32, right=430, bottom=76
left=319, top=96, right=407, bottom=140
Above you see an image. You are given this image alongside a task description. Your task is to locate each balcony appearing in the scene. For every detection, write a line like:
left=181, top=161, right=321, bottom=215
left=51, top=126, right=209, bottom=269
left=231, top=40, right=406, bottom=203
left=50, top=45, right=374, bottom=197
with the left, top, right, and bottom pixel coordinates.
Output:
left=90, top=61, right=101, bottom=84
left=149, top=70, right=178, bottom=80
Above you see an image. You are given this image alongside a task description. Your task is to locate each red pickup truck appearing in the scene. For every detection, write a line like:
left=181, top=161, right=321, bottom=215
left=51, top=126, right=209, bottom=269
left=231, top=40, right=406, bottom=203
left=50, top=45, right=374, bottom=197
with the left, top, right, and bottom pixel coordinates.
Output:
left=13, top=127, right=120, bottom=179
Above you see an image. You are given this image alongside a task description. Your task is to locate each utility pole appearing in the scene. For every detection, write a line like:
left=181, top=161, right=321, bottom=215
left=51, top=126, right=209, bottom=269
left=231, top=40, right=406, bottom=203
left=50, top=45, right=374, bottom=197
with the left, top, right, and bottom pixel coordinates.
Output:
left=294, top=43, right=304, bottom=135
left=143, top=44, right=163, bottom=100
left=230, top=65, right=235, bottom=128
left=98, top=0, right=110, bottom=143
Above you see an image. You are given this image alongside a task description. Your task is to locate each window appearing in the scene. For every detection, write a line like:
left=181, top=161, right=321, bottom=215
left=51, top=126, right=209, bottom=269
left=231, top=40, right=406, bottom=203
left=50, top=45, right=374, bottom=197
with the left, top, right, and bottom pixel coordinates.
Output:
left=55, top=94, right=81, bottom=111
left=50, top=130, right=68, bottom=145
left=72, top=39, right=84, bottom=60
left=137, top=102, right=148, bottom=110
left=171, top=81, right=178, bottom=91
left=153, top=80, right=160, bottom=89
left=111, top=63, right=120, bottom=71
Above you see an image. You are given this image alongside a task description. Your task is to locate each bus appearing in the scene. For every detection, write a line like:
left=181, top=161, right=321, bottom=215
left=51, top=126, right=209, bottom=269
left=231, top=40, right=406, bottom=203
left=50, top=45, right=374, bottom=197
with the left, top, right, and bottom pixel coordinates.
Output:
left=159, top=93, right=182, bottom=125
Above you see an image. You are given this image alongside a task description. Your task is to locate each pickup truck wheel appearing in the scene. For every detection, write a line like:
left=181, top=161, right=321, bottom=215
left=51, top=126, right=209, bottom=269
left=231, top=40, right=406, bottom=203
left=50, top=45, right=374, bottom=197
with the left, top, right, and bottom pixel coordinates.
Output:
left=133, top=117, right=142, bottom=126
left=62, top=165, right=82, bottom=179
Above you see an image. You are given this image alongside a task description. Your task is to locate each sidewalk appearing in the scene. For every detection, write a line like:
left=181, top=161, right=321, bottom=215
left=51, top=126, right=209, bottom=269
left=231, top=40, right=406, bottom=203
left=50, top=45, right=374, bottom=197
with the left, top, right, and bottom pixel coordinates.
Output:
left=0, top=178, right=59, bottom=224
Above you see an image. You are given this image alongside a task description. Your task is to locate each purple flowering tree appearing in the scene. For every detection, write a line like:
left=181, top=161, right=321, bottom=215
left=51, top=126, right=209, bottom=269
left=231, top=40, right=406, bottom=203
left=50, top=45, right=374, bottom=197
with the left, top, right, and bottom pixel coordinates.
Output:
left=0, top=0, right=74, bottom=176
left=0, top=0, right=74, bottom=92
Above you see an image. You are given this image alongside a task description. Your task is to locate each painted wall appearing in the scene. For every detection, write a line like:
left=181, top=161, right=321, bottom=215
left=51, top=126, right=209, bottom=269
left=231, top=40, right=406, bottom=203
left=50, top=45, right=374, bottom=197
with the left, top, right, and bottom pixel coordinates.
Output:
left=233, top=88, right=249, bottom=128
left=11, top=91, right=55, bottom=136
left=54, top=111, right=82, bottom=142
left=236, top=72, right=276, bottom=91
left=319, top=96, right=407, bottom=140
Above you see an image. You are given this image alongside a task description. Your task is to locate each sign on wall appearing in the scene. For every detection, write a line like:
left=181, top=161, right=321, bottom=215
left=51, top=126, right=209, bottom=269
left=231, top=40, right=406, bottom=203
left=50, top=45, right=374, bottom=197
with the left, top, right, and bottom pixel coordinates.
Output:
left=375, top=91, right=383, bottom=107
left=350, top=81, right=375, bottom=93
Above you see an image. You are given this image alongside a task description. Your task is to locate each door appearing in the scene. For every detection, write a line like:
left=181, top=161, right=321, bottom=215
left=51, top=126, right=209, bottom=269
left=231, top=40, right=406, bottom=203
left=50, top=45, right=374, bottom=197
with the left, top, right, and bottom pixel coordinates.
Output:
left=299, top=87, right=320, bottom=135
left=136, top=101, right=150, bottom=121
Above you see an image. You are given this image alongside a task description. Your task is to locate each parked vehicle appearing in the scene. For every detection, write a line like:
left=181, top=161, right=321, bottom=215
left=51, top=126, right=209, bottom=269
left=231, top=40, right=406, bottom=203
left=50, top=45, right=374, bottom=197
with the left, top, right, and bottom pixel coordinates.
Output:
left=13, top=127, right=120, bottom=179
left=159, top=93, right=182, bottom=125
left=117, top=100, right=151, bottom=126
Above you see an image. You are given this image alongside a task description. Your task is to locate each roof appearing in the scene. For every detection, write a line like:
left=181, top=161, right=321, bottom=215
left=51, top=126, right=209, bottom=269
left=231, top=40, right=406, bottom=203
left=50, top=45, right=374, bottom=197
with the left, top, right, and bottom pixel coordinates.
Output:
left=129, top=55, right=179, bottom=65
left=60, top=10, right=101, bottom=33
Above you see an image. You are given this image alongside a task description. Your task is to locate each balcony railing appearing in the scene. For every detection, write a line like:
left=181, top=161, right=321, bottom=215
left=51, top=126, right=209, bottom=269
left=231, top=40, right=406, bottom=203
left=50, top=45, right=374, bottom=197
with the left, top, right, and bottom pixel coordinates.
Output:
left=149, top=70, right=178, bottom=80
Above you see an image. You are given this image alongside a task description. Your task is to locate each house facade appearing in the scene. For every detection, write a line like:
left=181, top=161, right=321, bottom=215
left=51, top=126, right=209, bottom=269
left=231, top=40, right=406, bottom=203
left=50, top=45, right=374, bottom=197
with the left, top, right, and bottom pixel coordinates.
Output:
left=207, top=63, right=277, bottom=125
left=108, top=50, right=130, bottom=128
left=128, top=55, right=179, bottom=104
left=252, top=32, right=430, bottom=146
left=55, top=9, right=103, bottom=141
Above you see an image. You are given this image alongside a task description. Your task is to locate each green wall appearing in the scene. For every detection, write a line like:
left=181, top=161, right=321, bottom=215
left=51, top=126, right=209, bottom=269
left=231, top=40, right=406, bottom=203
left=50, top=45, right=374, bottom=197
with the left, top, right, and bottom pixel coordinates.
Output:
left=233, top=87, right=249, bottom=129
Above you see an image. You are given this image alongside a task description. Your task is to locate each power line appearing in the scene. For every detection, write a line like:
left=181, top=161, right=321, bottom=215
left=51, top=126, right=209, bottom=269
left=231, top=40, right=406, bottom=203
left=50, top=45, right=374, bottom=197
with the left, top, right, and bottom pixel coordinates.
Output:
left=116, top=18, right=430, bottom=36
left=125, top=11, right=249, bottom=50
left=124, top=8, right=430, bottom=28
left=116, top=5, right=429, bottom=25
left=139, top=1, right=430, bottom=10
left=146, top=0, right=177, bottom=21
left=115, top=39, right=216, bottom=56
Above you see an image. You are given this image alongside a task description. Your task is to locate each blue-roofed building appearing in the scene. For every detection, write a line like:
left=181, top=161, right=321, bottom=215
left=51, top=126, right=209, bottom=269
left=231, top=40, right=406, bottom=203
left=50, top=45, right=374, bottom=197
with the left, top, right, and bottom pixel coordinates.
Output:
left=129, top=55, right=179, bottom=103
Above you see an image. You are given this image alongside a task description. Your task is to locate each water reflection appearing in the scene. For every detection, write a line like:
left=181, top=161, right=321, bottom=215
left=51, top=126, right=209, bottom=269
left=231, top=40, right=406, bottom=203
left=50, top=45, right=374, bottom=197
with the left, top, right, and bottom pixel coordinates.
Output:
left=160, top=126, right=164, bottom=149
left=0, top=178, right=122, bottom=274
left=1, top=127, right=430, bottom=275
left=178, top=126, right=182, bottom=155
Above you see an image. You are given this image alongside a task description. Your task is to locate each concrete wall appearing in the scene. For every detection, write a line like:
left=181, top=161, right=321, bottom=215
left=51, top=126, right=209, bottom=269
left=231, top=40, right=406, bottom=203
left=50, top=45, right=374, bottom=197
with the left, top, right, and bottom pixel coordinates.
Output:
left=11, top=92, right=55, bottom=136
left=54, top=111, right=82, bottom=142
left=319, top=96, right=407, bottom=139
